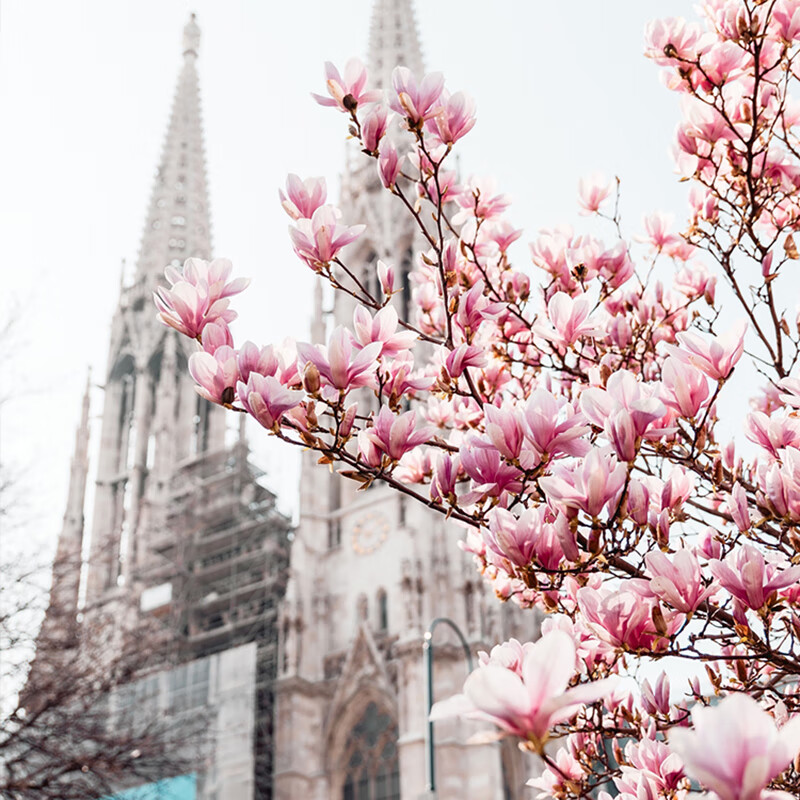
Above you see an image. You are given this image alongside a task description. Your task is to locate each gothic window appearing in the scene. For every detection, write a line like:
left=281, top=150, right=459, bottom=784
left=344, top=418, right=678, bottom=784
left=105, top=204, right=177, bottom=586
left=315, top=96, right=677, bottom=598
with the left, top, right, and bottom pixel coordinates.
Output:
left=328, top=473, right=342, bottom=548
left=119, top=373, right=136, bottom=472
left=363, top=248, right=379, bottom=301
left=146, top=432, right=156, bottom=470
left=377, top=589, right=388, bottom=632
left=191, top=401, right=207, bottom=455
left=399, top=247, right=414, bottom=323
left=341, top=703, right=400, bottom=800
left=328, top=519, right=342, bottom=550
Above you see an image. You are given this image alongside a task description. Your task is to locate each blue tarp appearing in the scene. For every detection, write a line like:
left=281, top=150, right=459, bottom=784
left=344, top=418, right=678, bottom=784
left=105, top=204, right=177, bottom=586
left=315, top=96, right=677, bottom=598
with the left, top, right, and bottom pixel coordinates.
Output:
left=103, top=774, right=196, bottom=800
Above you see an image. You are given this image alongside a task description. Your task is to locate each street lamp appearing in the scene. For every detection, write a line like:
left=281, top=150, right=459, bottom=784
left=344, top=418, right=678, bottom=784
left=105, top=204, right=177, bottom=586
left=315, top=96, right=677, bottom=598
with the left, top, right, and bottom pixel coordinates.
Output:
left=422, top=617, right=474, bottom=796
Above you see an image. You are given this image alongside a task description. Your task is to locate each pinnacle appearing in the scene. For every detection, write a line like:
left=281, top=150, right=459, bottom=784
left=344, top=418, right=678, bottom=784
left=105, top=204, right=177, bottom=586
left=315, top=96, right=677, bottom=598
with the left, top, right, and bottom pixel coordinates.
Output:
left=133, top=12, right=212, bottom=287
left=183, top=12, right=201, bottom=58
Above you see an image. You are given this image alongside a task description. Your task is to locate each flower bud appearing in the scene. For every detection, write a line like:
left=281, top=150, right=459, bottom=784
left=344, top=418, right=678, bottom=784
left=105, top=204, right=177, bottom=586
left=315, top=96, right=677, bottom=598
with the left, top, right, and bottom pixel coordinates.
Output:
left=302, top=361, right=321, bottom=394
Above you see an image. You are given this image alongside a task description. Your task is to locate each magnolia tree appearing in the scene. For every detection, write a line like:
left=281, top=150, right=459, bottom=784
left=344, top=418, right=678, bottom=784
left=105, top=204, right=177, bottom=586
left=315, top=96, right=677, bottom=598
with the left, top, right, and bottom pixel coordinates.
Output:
left=156, top=1, right=800, bottom=797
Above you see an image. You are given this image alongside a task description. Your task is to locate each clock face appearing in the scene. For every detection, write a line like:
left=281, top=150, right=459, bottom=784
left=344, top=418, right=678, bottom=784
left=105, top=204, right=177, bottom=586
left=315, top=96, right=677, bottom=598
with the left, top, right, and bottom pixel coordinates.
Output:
left=351, top=511, right=391, bottom=555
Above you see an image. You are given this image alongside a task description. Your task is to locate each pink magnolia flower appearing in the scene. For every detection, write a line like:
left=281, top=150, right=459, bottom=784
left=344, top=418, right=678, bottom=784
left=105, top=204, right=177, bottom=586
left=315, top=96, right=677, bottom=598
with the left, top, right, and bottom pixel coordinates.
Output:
left=428, top=90, right=476, bottom=144
left=580, top=370, right=669, bottom=461
left=645, top=548, right=716, bottom=614
left=430, top=453, right=460, bottom=504
left=361, top=105, right=389, bottom=153
left=539, top=448, right=627, bottom=519
left=660, top=356, right=709, bottom=418
left=357, top=428, right=384, bottom=468
left=311, top=58, right=381, bottom=112
left=522, top=390, right=590, bottom=461
left=482, top=402, right=526, bottom=462
left=640, top=672, right=672, bottom=717
left=279, top=174, right=327, bottom=221
left=669, top=693, right=800, bottom=800
left=727, top=481, right=751, bottom=532
left=746, top=411, right=800, bottom=458
left=444, top=343, right=487, bottom=378
left=660, top=467, right=695, bottom=513
left=237, top=341, right=280, bottom=383
left=296, top=327, right=381, bottom=391
left=380, top=355, right=433, bottom=400
left=454, top=176, right=510, bottom=222
left=378, top=144, right=402, bottom=189
left=454, top=281, right=504, bottom=338
left=664, top=320, right=747, bottom=381
left=709, top=545, right=800, bottom=611
left=361, top=405, right=432, bottom=462
left=200, top=320, right=234, bottom=354
left=155, top=258, right=248, bottom=340
left=377, top=260, right=395, bottom=296
left=352, top=305, right=417, bottom=358
left=578, top=585, right=679, bottom=652
left=237, top=373, right=303, bottom=431
left=640, top=212, right=681, bottom=251
left=773, top=0, right=800, bottom=42
left=477, top=638, right=531, bottom=673
left=484, top=506, right=572, bottom=571
left=390, top=66, right=445, bottom=125
left=460, top=439, right=523, bottom=499
left=429, top=629, right=617, bottom=747
left=700, top=40, right=750, bottom=85
left=174, top=257, right=249, bottom=306
left=625, top=480, right=651, bottom=526
left=577, top=173, right=613, bottom=215
left=779, top=376, right=800, bottom=409
left=617, top=738, right=685, bottom=795
left=527, top=747, right=584, bottom=798
left=289, top=206, right=366, bottom=271
left=538, top=292, right=605, bottom=347
left=644, top=17, right=704, bottom=66
left=188, top=346, right=239, bottom=405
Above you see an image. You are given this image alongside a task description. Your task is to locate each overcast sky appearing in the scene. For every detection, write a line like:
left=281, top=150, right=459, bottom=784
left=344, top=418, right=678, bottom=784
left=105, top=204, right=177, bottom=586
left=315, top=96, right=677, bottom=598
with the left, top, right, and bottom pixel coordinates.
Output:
left=1, top=1, right=697, bottom=563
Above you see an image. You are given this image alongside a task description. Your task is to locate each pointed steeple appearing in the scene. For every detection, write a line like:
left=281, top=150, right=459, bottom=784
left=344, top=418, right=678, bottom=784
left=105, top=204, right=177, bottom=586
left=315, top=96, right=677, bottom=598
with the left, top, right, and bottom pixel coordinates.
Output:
left=367, top=0, right=425, bottom=90
left=50, top=371, right=91, bottom=623
left=134, top=12, right=212, bottom=284
left=85, top=15, right=225, bottom=607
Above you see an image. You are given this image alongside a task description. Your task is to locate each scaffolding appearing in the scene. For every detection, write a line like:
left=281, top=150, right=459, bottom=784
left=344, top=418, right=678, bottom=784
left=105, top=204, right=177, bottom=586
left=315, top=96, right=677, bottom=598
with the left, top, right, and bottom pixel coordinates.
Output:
left=144, top=440, right=291, bottom=800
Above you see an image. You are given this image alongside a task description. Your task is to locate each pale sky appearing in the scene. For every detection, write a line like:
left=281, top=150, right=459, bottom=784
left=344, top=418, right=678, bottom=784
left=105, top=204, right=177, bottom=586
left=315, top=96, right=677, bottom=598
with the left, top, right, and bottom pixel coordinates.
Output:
left=1, top=1, right=697, bottom=564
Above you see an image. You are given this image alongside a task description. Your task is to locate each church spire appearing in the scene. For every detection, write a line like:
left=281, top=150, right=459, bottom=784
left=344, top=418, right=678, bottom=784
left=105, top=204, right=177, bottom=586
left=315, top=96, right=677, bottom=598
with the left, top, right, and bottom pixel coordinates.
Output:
left=50, top=370, right=91, bottom=623
left=134, top=12, right=212, bottom=284
left=367, top=0, right=425, bottom=90
left=85, top=15, right=225, bottom=607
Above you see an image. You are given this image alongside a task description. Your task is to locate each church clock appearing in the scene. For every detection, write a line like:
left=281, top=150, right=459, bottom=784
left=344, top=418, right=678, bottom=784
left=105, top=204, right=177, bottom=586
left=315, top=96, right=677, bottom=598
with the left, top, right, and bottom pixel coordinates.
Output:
left=350, top=511, right=391, bottom=555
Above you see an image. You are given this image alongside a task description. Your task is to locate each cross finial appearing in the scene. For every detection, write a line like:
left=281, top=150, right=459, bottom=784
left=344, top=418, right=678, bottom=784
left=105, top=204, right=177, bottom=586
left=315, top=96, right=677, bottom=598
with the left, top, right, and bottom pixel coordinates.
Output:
left=183, top=12, right=200, bottom=58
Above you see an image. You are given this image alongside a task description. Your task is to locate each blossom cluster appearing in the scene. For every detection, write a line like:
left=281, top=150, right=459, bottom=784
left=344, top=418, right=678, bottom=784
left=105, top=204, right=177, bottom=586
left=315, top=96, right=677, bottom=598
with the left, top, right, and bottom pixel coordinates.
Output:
left=155, top=2, right=800, bottom=796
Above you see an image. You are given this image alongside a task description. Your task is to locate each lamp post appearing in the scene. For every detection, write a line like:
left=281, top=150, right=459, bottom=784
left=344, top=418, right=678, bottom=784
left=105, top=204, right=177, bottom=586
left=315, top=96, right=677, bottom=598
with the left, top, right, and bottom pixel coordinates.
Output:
left=423, top=617, right=474, bottom=796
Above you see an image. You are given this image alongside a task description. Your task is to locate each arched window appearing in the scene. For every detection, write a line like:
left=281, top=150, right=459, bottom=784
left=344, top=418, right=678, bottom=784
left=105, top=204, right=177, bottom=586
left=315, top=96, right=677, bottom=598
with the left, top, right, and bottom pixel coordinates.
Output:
left=341, top=703, right=400, bottom=800
left=399, top=247, right=414, bottom=323
left=376, top=589, right=388, bottom=632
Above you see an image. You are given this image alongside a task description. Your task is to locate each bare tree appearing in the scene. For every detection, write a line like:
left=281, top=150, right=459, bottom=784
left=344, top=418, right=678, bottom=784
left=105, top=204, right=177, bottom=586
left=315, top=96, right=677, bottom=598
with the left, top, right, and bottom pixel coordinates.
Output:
left=0, top=551, right=205, bottom=800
